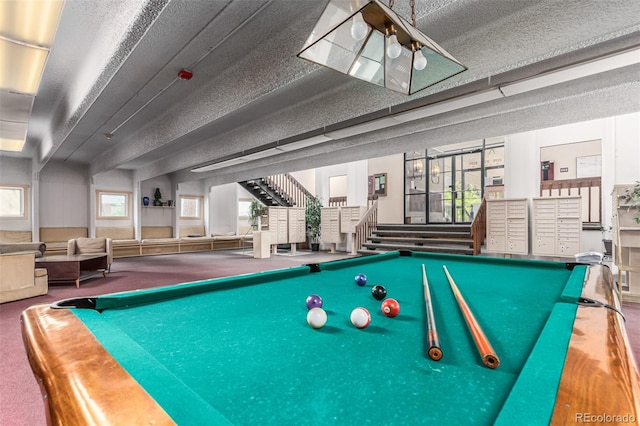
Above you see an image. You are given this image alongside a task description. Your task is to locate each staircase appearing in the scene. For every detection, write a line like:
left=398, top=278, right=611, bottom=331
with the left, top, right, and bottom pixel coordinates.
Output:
left=239, top=174, right=314, bottom=208
left=359, top=224, right=475, bottom=255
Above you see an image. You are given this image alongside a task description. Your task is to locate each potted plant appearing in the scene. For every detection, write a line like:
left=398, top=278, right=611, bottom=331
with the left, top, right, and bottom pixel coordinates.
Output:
left=248, top=200, right=264, bottom=230
left=305, top=195, right=322, bottom=251
left=153, top=188, right=162, bottom=206
left=620, top=181, right=640, bottom=224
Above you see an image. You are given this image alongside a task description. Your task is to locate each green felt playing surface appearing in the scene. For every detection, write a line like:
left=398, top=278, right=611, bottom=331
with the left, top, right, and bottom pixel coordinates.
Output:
left=72, top=252, right=584, bottom=425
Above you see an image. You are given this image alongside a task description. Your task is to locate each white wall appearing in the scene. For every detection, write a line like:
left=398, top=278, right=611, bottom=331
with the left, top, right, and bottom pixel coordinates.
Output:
left=290, top=169, right=315, bottom=194
left=141, top=175, right=175, bottom=228
left=368, top=154, right=404, bottom=224
left=315, top=160, right=368, bottom=207
left=613, top=112, right=640, bottom=183
left=208, top=183, right=240, bottom=234
left=39, top=161, right=89, bottom=228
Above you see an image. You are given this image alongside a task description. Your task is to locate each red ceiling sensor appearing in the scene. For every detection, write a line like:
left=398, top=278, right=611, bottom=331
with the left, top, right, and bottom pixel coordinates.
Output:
left=178, top=69, right=193, bottom=80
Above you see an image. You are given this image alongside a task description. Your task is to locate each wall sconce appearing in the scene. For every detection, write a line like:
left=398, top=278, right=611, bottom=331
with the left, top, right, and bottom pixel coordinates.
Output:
left=430, top=159, right=440, bottom=183
left=431, top=159, right=440, bottom=176
left=413, top=159, right=424, bottom=175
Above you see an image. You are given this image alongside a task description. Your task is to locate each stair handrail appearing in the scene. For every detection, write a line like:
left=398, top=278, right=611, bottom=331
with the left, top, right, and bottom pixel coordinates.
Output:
left=262, top=173, right=314, bottom=207
left=354, top=200, right=379, bottom=254
left=471, top=197, right=487, bottom=255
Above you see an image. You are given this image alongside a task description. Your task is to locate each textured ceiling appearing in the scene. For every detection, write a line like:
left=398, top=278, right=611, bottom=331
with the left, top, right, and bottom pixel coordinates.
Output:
left=8, top=0, right=640, bottom=185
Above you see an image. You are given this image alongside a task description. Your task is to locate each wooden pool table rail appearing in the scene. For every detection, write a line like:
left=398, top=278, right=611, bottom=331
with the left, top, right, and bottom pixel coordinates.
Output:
left=21, top=306, right=175, bottom=426
left=20, top=264, right=640, bottom=425
left=551, top=265, right=640, bottom=424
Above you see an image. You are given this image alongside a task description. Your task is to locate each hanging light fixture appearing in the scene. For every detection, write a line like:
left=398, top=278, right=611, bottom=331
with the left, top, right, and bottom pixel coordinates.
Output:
left=297, top=0, right=467, bottom=95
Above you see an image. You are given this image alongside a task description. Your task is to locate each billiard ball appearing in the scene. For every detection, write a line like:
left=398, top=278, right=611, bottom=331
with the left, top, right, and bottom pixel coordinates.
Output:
left=350, top=307, right=371, bottom=329
left=305, top=294, right=323, bottom=310
left=355, top=273, right=367, bottom=286
left=381, top=298, right=400, bottom=317
left=371, top=285, right=387, bottom=300
left=307, top=307, right=327, bottom=329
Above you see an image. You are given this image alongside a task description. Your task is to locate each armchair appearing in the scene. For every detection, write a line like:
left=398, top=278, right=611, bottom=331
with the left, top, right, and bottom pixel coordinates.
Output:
left=67, top=237, right=113, bottom=272
left=0, top=252, right=48, bottom=303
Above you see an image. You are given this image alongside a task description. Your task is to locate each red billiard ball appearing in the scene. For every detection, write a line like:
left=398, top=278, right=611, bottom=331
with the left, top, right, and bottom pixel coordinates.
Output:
left=381, top=298, right=400, bottom=317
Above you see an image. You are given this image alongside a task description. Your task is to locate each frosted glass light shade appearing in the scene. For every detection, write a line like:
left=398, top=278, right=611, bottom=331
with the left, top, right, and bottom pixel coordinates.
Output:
left=297, top=0, right=466, bottom=95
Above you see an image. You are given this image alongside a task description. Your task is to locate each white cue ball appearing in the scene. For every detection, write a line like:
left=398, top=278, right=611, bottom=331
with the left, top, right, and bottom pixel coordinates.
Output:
left=307, top=307, right=327, bottom=329
left=350, top=307, right=371, bottom=329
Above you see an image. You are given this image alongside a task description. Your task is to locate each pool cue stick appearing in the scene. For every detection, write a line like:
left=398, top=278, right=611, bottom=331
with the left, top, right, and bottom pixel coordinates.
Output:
left=422, top=264, right=443, bottom=361
left=442, top=265, right=500, bottom=369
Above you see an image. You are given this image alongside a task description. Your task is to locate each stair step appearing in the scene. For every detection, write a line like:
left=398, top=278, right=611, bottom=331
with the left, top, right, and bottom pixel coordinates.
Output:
left=368, top=236, right=473, bottom=246
left=373, top=230, right=471, bottom=238
left=376, top=224, right=471, bottom=232
left=361, top=242, right=474, bottom=255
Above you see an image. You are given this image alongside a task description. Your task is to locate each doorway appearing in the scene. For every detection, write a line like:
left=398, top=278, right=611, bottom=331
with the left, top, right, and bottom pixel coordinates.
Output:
left=428, top=151, right=482, bottom=224
left=404, top=140, right=504, bottom=225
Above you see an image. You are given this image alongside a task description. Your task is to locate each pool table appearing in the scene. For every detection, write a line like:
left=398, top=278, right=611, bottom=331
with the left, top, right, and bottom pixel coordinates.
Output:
left=21, top=251, right=640, bottom=425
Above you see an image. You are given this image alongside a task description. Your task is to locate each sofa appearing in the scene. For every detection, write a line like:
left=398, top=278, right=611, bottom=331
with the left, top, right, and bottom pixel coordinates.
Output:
left=0, top=252, right=48, bottom=303
left=67, top=237, right=113, bottom=272
left=0, top=242, right=46, bottom=258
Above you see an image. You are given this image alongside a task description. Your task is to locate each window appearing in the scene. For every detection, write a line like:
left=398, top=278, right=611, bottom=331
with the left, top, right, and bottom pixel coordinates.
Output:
left=96, top=190, right=131, bottom=219
left=0, top=185, right=28, bottom=219
left=180, top=195, right=202, bottom=219
left=238, top=198, right=252, bottom=219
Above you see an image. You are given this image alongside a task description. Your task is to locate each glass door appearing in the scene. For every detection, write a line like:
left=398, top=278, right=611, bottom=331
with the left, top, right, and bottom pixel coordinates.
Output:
left=404, top=154, right=426, bottom=224
left=428, top=151, right=482, bottom=224
left=427, top=156, right=450, bottom=223
left=457, top=152, right=482, bottom=223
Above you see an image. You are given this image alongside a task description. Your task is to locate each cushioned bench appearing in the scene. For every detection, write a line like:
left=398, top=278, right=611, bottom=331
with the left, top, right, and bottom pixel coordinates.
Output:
left=179, top=226, right=213, bottom=253
left=40, top=227, right=88, bottom=256
left=211, top=231, right=253, bottom=250
left=141, top=226, right=179, bottom=255
left=96, top=227, right=141, bottom=258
